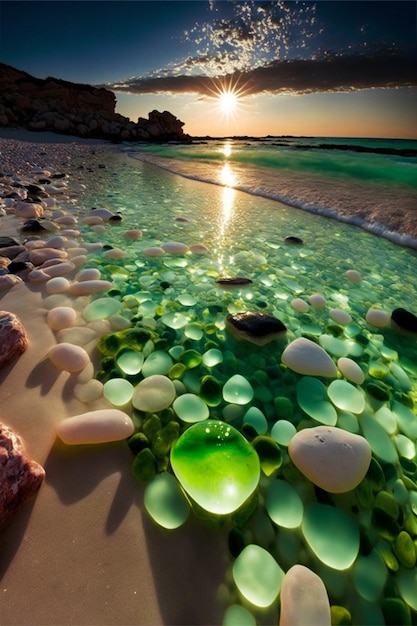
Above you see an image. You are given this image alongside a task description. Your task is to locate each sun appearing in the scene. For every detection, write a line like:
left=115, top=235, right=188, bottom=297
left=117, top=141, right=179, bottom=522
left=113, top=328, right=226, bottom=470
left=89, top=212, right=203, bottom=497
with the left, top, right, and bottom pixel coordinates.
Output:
left=218, top=89, right=239, bottom=116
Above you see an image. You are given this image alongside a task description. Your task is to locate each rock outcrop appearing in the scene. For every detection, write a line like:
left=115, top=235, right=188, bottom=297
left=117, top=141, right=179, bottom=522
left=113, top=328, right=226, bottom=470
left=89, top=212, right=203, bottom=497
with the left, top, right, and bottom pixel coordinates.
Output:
left=0, top=63, right=191, bottom=143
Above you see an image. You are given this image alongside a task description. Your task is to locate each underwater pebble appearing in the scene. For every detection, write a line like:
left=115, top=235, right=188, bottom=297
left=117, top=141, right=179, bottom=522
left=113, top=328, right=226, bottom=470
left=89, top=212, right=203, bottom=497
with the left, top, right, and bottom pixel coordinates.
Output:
left=45, top=276, right=70, bottom=294
left=132, top=375, right=176, bottom=413
left=289, top=425, right=371, bottom=493
left=366, top=309, right=390, bottom=327
left=173, top=393, right=209, bottom=423
left=42, top=262, right=75, bottom=277
left=189, top=243, right=208, bottom=255
left=57, top=409, right=134, bottom=444
left=279, top=565, right=331, bottom=626
left=123, top=229, right=142, bottom=240
left=290, top=298, right=309, bottom=313
left=82, top=297, right=121, bottom=321
left=46, top=306, right=77, bottom=330
left=329, top=308, right=352, bottom=325
left=103, top=378, right=133, bottom=406
left=308, top=293, right=326, bottom=308
left=345, top=269, right=362, bottom=282
left=266, top=480, right=303, bottom=529
left=281, top=337, right=337, bottom=378
left=223, top=374, right=254, bottom=405
left=48, top=342, right=90, bottom=372
left=162, top=241, right=189, bottom=254
left=337, top=357, right=365, bottom=384
left=143, top=246, right=165, bottom=257
left=327, top=379, right=365, bottom=414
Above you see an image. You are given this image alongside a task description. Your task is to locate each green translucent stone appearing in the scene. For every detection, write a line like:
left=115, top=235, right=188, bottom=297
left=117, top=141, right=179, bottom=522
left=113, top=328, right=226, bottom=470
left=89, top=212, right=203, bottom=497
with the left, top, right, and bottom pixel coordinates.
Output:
left=330, top=606, right=352, bottom=625
left=83, top=297, right=121, bottom=321
left=296, top=377, right=337, bottom=425
left=352, top=549, right=387, bottom=602
left=368, top=360, right=389, bottom=379
left=302, top=503, right=360, bottom=570
left=392, top=401, right=417, bottom=439
left=177, top=294, right=197, bottom=306
left=223, top=374, right=254, bottom=405
left=223, top=604, right=256, bottom=626
left=232, top=544, right=284, bottom=608
left=374, top=490, right=399, bottom=520
left=172, top=393, right=209, bottom=423
left=152, top=421, right=180, bottom=458
left=170, top=420, right=260, bottom=514
left=200, top=375, right=222, bottom=406
left=265, top=479, right=303, bottom=528
left=103, top=378, right=133, bottom=406
left=160, top=311, right=189, bottom=329
left=169, top=345, right=185, bottom=360
left=360, top=412, right=398, bottom=463
left=243, top=407, right=268, bottom=435
left=327, top=380, right=365, bottom=414
left=393, top=531, right=416, bottom=568
left=273, top=397, right=294, bottom=420
left=270, top=420, right=297, bottom=446
left=169, top=363, right=186, bottom=379
left=132, top=448, right=157, bottom=482
left=142, top=414, right=162, bottom=443
left=117, top=349, right=144, bottom=375
left=397, top=567, right=417, bottom=610
left=252, top=436, right=282, bottom=476
left=202, top=348, right=223, bottom=367
left=144, top=472, right=190, bottom=529
left=376, top=539, right=399, bottom=572
left=179, top=349, right=203, bottom=368
left=319, top=334, right=348, bottom=357
left=184, top=323, right=203, bottom=340
left=142, top=350, right=173, bottom=377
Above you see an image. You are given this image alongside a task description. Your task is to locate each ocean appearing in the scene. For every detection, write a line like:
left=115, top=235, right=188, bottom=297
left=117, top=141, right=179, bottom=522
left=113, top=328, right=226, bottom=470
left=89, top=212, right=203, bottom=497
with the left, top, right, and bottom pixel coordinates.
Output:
left=127, top=136, right=417, bottom=248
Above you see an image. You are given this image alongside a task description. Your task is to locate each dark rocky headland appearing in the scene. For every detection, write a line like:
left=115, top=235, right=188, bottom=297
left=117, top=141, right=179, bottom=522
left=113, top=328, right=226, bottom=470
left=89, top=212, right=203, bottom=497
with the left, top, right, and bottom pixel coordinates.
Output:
left=0, top=63, right=191, bottom=143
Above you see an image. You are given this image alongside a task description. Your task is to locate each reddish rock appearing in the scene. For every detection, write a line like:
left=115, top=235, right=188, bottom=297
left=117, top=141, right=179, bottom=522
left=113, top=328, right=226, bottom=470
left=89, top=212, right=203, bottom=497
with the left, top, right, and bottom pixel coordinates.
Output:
left=0, top=423, right=45, bottom=528
left=0, top=311, right=28, bottom=368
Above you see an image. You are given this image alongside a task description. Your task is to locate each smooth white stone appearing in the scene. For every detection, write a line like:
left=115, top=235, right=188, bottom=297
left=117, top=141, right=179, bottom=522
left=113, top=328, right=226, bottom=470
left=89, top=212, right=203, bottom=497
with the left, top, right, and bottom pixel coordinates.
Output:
left=143, top=246, right=165, bottom=257
left=329, top=308, right=352, bottom=325
left=47, top=306, right=77, bottom=330
left=103, top=247, right=124, bottom=260
left=279, top=565, right=331, bottom=626
left=60, top=229, right=81, bottom=238
left=56, top=326, right=96, bottom=346
left=82, top=215, right=104, bottom=225
left=291, top=298, right=309, bottom=313
left=28, top=269, right=50, bottom=283
left=45, top=236, right=67, bottom=249
left=132, top=375, right=176, bottom=412
left=45, top=277, right=70, bottom=294
left=345, top=269, right=362, bottom=282
left=68, top=280, right=112, bottom=296
left=43, top=262, right=76, bottom=277
left=288, top=425, right=372, bottom=493
left=162, top=241, right=189, bottom=254
left=48, top=343, right=90, bottom=372
left=366, top=309, right=390, bottom=328
left=73, top=380, right=104, bottom=403
left=308, top=293, right=327, bottom=309
left=75, top=268, right=101, bottom=281
left=337, top=357, right=365, bottom=384
left=281, top=337, right=337, bottom=378
left=57, top=409, right=134, bottom=444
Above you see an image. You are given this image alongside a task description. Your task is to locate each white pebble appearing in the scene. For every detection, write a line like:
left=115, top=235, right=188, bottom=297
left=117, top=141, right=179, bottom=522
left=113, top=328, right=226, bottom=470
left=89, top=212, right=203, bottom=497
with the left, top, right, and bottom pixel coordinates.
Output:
left=279, top=565, right=331, bottom=626
left=73, top=380, right=104, bottom=403
left=48, top=343, right=90, bottom=372
left=329, top=308, right=352, bottom=325
left=46, top=277, right=70, bottom=294
left=366, top=309, right=390, bottom=328
left=75, top=268, right=101, bottom=281
left=68, top=280, right=112, bottom=296
left=56, top=409, right=134, bottom=444
left=291, top=298, right=309, bottom=313
left=345, top=269, right=362, bottom=283
left=47, top=306, right=77, bottom=330
left=143, top=246, right=165, bottom=257
left=337, top=357, right=365, bottom=384
left=281, top=337, right=337, bottom=378
left=309, top=293, right=327, bottom=309
left=43, top=262, right=75, bottom=277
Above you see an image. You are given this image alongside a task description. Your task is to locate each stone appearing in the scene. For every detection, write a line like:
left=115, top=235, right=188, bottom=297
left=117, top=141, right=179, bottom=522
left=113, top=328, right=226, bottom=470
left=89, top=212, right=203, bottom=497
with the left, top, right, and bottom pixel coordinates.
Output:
left=68, top=280, right=112, bottom=296
left=42, top=262, right=75, bottom=277
left=223, top=374, right=254, bottom=405
left=345, top=269, right=362, bottom=282
left=48, top=342, right=90, bottom=372
left=232, top=544, right=284, bottom=608
left=308, top=293, right=327, bottom=308
left=225, top=311, right=287, bottom=346
left=144, top=472, right=190, bottom=530
left=170, top=420, right=260, bottom=515
left=29, top=247, right=67, bottom=266
left=0, top=311, right=28, bottom=368
left=161, top=241, right=189, bottom=254
left=82, top=297, right=121, bottom=321
left=266, top=480, right=303, bottom=529
left=143, top=246, right=165, bottom=257
left=290, top=298, right=309, bottom=313
left=0, top=423, right=45, bottom=528
left=172, top=393, right=209, bottom=423
left=327, top=379, right=365, bottom=414
left=284, top=235, right=303, bottom=245
left=14, top=201, right=44, bottom=219
left=45, top=276, right=70, bottom=294
left=329, top=308, right=352, bottom=325
left=56, top=409, right=134, bottom=444
left=366, top=308, right=390, bottom=328
left=46, top=306, right=77, bottom=330
left=281, top=337, right=337, bottom=378
left=0, top=274, right=23, bottom=290
left=123, top=229, right=142, bottom=240
left=75, top=268, right=101, bottom=281
left=132, top=375, right=176, bottom=413
left=189, top=243, right=209, bottom=255
left=103, top=378, right=134, bottom=406
left=337, top=357, right=365, bottom=384
left=391, top=307, right=417, bottom=334
left=288, top=425, right=372, bottom=493
left=216, top=276, right=253, bottom=288
left=279, top=565, right=331, bottom=626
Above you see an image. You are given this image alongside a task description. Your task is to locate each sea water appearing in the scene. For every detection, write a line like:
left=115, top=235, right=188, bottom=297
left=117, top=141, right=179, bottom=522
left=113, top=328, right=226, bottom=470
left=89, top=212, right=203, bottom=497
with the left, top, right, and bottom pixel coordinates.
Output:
left=73, top=146, right=417, bottom=625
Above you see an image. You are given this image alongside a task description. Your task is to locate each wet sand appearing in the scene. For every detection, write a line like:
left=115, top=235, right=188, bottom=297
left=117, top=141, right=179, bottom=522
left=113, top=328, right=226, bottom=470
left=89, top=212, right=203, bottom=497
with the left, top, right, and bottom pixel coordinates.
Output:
left=0, top=129, right=227, bottom=626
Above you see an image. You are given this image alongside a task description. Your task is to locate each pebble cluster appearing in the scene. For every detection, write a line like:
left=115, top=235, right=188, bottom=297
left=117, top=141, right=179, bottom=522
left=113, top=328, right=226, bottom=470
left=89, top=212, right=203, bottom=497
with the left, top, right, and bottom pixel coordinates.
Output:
left=1, top=138, right=417, bottom=626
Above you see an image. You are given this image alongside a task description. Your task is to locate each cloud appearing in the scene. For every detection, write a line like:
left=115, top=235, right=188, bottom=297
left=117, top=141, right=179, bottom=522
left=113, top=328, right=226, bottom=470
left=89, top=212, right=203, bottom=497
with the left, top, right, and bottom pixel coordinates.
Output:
left=104, top=49, right=417, bottom=98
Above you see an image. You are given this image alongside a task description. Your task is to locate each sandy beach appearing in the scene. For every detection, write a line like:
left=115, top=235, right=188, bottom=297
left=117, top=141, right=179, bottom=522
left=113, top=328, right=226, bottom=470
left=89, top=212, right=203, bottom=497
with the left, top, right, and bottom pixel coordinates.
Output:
left=0, top=129, right=227, bottom=626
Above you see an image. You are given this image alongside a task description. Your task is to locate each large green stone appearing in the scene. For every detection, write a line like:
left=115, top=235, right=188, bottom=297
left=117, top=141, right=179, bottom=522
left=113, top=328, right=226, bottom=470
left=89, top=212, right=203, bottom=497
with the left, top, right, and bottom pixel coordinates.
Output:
left=232, top=544, right=284, bottom=608
left=170, top=420, right=260, bottom=515
left=144, top=472, right=190, bottom=529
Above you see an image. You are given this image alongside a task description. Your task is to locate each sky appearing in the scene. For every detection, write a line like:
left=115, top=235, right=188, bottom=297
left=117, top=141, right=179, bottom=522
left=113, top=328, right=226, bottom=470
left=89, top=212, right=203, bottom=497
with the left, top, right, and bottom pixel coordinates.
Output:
left=1, top=0, right=416, bottom=138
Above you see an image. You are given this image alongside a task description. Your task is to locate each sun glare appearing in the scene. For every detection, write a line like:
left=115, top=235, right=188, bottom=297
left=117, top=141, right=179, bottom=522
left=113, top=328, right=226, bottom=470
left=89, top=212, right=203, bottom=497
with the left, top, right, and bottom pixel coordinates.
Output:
left=219, top=90, right=238, bottom=116
left=207, top=76, right=250, bottom=123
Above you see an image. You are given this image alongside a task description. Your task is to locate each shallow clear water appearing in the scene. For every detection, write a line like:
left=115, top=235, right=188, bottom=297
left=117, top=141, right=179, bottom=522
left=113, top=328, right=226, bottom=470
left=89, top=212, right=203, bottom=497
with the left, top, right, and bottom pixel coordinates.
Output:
left=71, top=152, right=417, bottom=625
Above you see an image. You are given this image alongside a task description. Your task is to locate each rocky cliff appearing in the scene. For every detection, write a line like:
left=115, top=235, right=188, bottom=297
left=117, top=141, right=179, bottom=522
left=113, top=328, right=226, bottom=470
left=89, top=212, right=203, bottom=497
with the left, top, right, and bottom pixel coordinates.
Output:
left=0, top=63, right=191, bottom=142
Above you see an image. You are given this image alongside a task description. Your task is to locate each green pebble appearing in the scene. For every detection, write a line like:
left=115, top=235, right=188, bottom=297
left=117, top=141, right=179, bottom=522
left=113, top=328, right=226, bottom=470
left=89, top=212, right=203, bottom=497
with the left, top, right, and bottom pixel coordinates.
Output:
left=127, top=432, right=149, bottom=456
left=381, top=598, right=412, bottom=626
left=200, top=375, right=223, bottom=406
left=152, top=421, right=180, bottom=458
left=330, top=605, right=352, bottom=625
left=252, top=436, right=282, bottom=476
left=394, top=531, right=416, bottom=568
left=132, top=448, right=157, bottom=482
left=365, top=382, right=391, bottom=402
left=169, top=363, right=186, bottom=379
left=273, top=397, right=294, bottom=420
left=374, top=490, right=400, bottom=520
left=142, top=414, right=162, bottom=443
left=404, top=512, right=417, bottom=536
left=179, top=349, right=202, bottom=368
left=97, top=332, right=121, bottom=356
left=376, top=539, right=399, bottom=572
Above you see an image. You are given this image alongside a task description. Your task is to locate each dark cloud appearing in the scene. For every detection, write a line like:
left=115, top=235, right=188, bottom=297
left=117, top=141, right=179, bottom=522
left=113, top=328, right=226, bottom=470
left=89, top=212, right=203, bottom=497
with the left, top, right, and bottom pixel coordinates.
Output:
left=104, top=49, right=417, bottom=97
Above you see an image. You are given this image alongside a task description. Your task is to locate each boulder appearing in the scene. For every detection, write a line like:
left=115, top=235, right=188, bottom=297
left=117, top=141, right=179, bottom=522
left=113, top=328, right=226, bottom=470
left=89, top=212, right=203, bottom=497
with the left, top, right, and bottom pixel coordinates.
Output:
left=0, top=423, right=45, bottom=528
left=0, top=311, right=28, bottom=367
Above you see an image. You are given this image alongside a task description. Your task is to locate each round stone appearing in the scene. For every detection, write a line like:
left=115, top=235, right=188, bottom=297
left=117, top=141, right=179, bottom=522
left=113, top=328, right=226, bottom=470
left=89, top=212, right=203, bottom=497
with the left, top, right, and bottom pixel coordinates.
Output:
left=143, top=246, right=165, bottom=257
left=291, top=298, right=309, bottom=313
left=48, top=343, right=90, bottom=372
left=142, top=350, right=173, bottom=377
left=266, top=479, right=303, bottom=529
left=75, top=268, right=101, bottom=281
left=232, top=544, right=284, bottom=608
left=281, top=337, right=337, bottom=378
left=46, top=306, right=77, bottom=330
left=319, top=334, right=348, bottom=358
left=243, top=407, right=268, bottom=435
left=202, top=348, right=223, bottom=367
left=223, top=374, right=254, bottom=405
left=353, top=550, right=388, bottom=602
left=366, top=309, right=390, bottom=328
left=337, top=357, right=365, bottom=384
left=225, top=311, right=287, bottom=346
left=296, top=377, right=337, bottom=426
left=270, top=420, right=297, bottom=446
left=170, top=420, right=260, bottom=514
left=117, top=350, right=144, bottom=375
left=302, top=503, right=360, bottom=569
left=329, top=309, right=352, bottom=325
left=83, top=297, right=121, bottom=321
left=223, top=605, right=256, bottom=626
left=68, top=280, right=113, bottom=296
left=309, top=293, right=327, bottom=308
left=288, top=425, right=372, bottom=493
left=162, top=241, right=189, bottom=254
left=345, top=269, right=362, bottom=282
left=103, top=378, right=134, bottom=406
left=144, top=472, right=190, bottom=530
left=46, top=276, right=70, bottom=294
left=172, top=394, right=209, bottom=423
left=327, top=380, right=365, bottom=414
left=279, top=565, right=331, bottom=626
left=160, top=311, right=189, bottom=329
left=132, top=375, right=176, bottom=413
left=57, top=409, right=134, bottom=444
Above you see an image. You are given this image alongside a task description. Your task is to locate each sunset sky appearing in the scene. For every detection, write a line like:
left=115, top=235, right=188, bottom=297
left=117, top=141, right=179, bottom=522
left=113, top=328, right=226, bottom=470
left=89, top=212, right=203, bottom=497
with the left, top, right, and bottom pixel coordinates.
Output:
left=1, top=0, right=416, bottom=138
